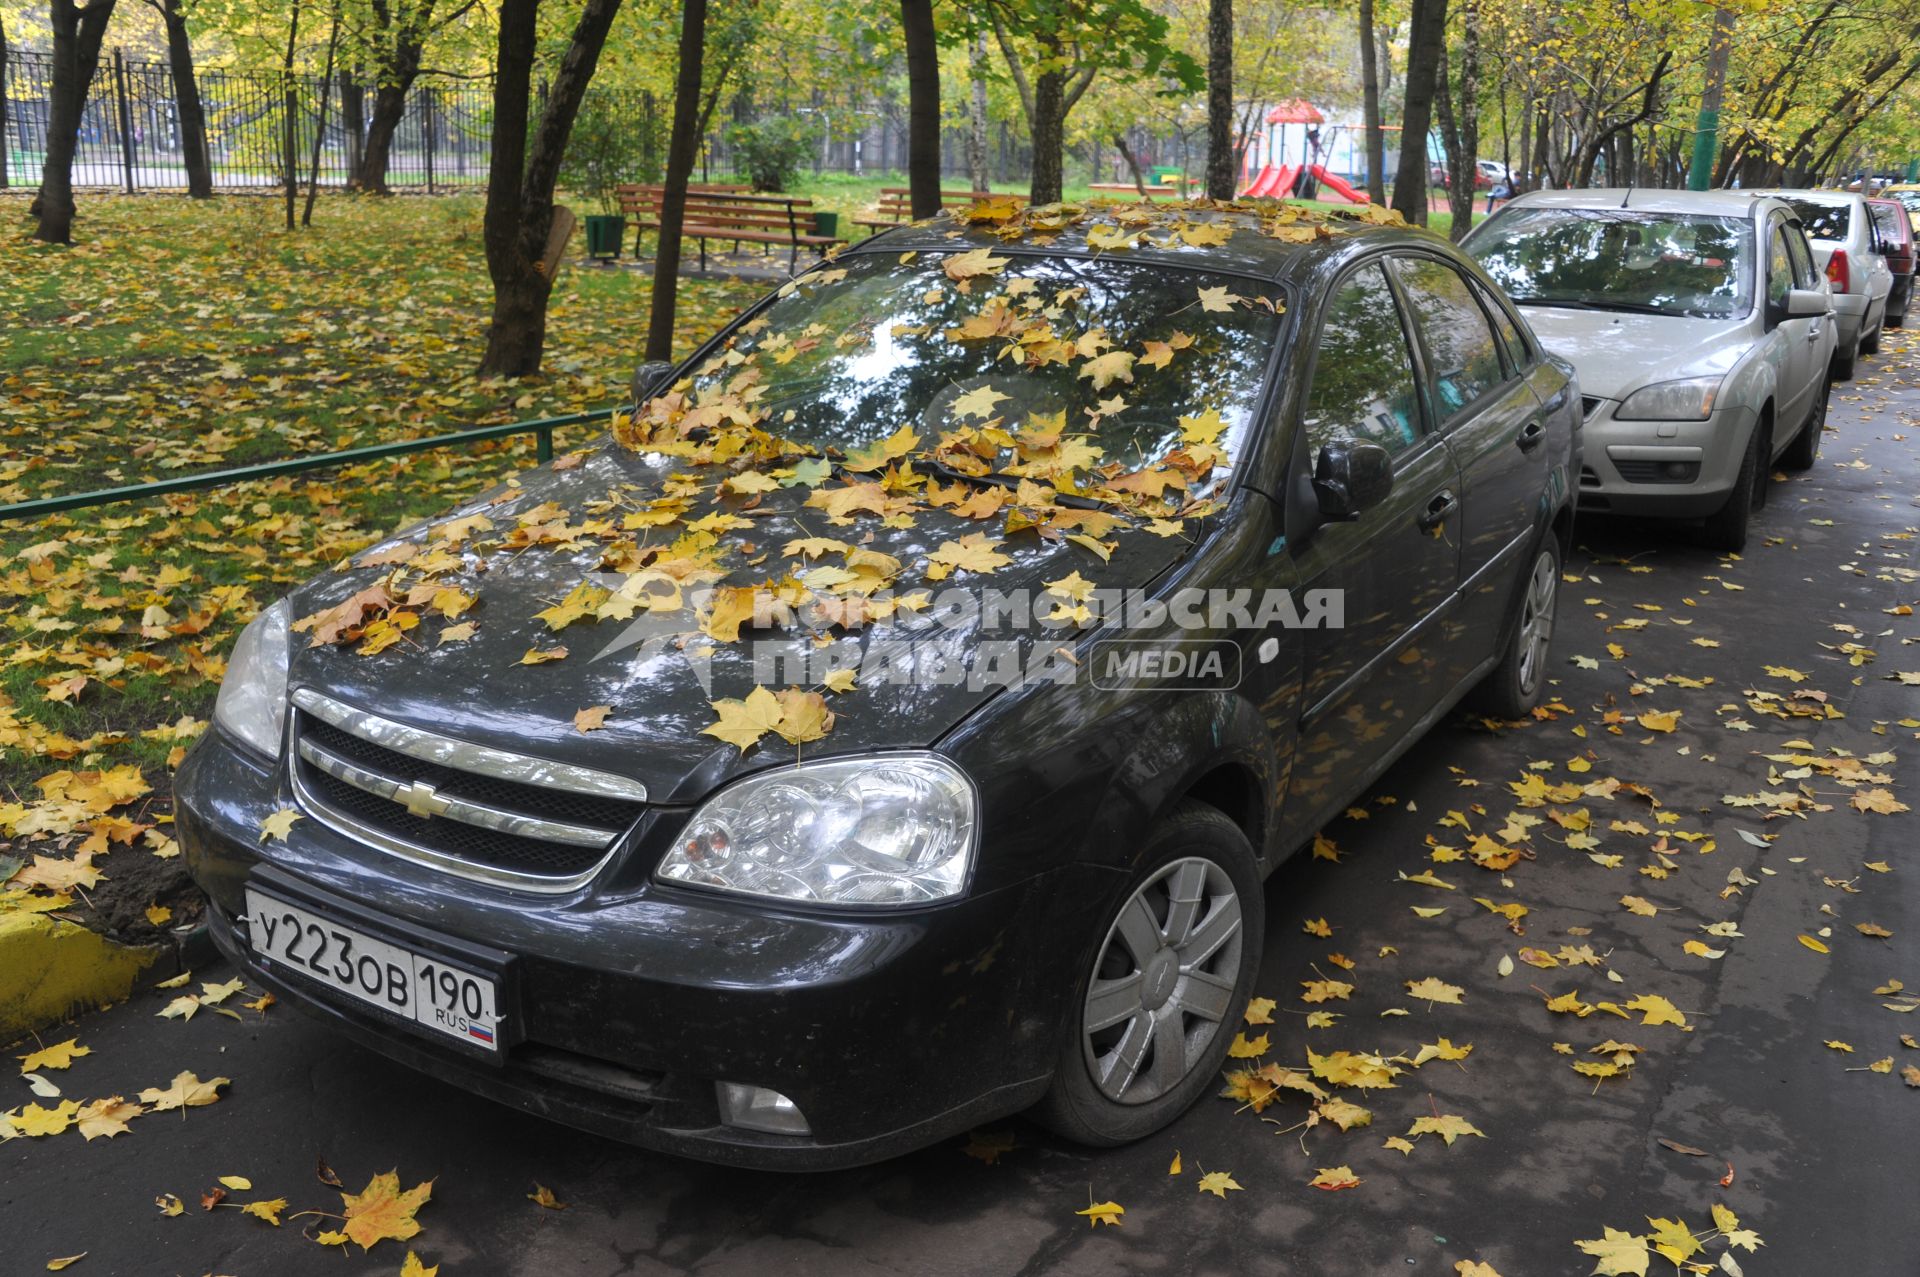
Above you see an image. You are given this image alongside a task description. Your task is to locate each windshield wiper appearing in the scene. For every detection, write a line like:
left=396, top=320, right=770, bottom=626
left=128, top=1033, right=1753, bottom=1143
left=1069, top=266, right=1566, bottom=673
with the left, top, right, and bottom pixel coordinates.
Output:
left=1513, top=297, right=1691, bottom=317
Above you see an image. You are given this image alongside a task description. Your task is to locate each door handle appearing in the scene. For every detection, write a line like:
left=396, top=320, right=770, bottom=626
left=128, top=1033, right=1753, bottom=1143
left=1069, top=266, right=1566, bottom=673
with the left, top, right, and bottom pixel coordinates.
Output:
left=1516, top=419, right=1546, bottom=452
left=1417, top=489, right=1458, bottom=531
left=1807, top=322, right=1822, bottom=342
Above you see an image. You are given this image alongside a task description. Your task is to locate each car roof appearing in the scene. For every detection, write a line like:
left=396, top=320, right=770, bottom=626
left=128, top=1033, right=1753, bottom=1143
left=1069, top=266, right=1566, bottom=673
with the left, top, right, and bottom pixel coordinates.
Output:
left=842, top=200, right=1459, bottom=286
left=1498, top=188, right=1768, bottom=218
left=1744, top=188, right=1864, bottom=208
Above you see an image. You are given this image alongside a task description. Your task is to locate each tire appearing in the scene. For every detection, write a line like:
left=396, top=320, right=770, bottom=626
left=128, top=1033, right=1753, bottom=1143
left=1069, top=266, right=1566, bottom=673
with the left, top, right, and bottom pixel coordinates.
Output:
left=1781, top=379, right=1828, bottom=471
left=1864, top=315, right=1883, bottom=355
left=1469, top=536, right=1561, bottom=719
left=1889, top=307, right=1906, bottom=330
left=1029, top=802, right=1263, bottom=1147
left=1701, top=417, right=1769, bottom=552
left=1832, top=332, right=1859, bottom=381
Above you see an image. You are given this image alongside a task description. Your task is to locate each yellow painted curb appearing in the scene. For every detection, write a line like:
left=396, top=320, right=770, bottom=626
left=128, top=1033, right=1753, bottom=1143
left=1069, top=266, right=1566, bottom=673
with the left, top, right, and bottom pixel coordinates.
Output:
left=0, top=912, right=165, bottom=1042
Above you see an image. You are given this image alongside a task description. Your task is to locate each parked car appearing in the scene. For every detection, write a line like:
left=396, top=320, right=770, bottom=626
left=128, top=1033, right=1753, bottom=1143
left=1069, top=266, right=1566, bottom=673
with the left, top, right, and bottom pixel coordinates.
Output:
left=1867, top=196, right=1915, bottom=326
left=1464, top=189, right=1834, bottom=551
left=177, top=205, right=1579, bottom=1169
left=1746, top=188, right=1892, bottom=378
left=1431, top=158, right=1507, bottom=190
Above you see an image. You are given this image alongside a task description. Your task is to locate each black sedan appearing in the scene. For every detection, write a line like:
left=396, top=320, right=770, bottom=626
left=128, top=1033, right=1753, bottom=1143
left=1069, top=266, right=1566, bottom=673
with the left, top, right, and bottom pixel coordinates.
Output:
left=176, top=199, right=1581, bottom=1169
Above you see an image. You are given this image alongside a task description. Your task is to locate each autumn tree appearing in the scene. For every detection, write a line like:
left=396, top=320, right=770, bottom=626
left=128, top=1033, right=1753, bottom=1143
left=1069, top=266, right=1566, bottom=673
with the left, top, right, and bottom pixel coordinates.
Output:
left=141, top=0, right=212, bottom=197
left=34, top=0, right=118, bottom=245
left=350, top=0, right=480, bottom=194
left=900, top=0, right=940, bottom=217
left=479, top=0, right=624, bottom=376
left=1390, top=0, right=1446, bottom=225
left=1204, top=0, right=1232, bottom=199
left=963, top=0, right=1201, bottom=205
left=645, top=0, right=706, bottom=364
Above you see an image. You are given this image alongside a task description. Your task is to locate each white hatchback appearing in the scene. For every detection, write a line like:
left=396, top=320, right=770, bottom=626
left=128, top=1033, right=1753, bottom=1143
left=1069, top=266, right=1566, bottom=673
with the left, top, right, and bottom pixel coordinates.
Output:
left=1463, top=189, right=1835, bottom=551
left=1744, top=189, right=1893, bottom=378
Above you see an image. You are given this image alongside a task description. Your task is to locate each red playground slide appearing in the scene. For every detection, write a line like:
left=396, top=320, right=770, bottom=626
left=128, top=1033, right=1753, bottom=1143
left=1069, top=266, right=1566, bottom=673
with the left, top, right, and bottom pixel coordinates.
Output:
left=1241, top=163, right=1299, bottom=198
left=1308, top=164, right=1368, bottom=204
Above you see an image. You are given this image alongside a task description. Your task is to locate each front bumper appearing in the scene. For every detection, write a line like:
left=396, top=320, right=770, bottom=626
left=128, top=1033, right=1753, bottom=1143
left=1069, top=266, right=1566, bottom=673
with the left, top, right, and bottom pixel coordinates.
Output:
left=177, top=731, right=1091, bottom=1170
left=1575, top=402, right=1758, bottom=518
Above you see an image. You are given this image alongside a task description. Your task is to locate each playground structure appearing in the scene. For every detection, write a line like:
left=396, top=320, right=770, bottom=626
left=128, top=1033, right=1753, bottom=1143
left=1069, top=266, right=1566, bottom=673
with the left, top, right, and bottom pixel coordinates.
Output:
left=1239, top=100, right=1372, bottom=204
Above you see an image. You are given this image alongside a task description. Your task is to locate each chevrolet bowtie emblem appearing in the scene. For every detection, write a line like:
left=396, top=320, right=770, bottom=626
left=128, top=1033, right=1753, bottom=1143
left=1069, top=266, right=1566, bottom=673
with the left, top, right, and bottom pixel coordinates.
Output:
left=395, top=780, right=452, bottom=819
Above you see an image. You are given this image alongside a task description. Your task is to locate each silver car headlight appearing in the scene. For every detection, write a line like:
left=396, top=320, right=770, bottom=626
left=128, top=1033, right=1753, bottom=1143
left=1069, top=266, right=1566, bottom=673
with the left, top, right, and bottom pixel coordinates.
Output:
left=1614, top=375, right=1723, bottom=421
left=213, top=597, right=291, bottom=759
left=657, top=753, right=977, bottom=907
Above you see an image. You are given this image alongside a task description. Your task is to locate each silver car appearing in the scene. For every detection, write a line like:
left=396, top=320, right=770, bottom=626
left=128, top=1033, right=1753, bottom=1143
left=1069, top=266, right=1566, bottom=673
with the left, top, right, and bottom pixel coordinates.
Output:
left=1746, top=189, right=1893, bottom=378
left=1464, top=189, right=1834, bottom=551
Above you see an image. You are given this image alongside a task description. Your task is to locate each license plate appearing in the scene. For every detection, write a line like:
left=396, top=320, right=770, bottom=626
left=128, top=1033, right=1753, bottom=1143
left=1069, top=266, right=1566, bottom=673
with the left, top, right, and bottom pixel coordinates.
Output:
left=243, top=888, right=503, bottom=1052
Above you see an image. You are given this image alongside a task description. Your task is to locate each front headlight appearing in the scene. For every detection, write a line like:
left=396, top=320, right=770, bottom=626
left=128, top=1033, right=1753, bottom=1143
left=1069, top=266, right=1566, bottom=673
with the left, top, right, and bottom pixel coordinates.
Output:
left=1614, top=375, right=1723, bottom=421
left=656, top=754, right=977, bottom=907
left=213, top=597, right=291, bottom=759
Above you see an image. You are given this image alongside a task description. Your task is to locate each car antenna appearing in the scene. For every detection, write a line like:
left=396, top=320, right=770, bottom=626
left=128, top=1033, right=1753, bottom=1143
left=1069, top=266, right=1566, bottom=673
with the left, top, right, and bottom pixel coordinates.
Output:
left=1620, top=186, right=1634, bottom=209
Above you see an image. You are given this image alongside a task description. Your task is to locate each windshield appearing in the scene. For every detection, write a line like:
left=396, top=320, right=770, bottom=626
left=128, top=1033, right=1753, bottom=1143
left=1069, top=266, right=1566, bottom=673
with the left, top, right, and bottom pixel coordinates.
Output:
left=1781, top=197, right=1850, bottom=241
left=672, top=251, right=1286, bottom=487
left=1468, top=208, right=1753, bottom=318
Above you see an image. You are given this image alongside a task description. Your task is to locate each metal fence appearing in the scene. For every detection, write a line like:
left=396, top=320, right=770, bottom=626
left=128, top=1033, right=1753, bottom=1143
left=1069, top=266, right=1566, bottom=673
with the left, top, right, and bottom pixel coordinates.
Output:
left=0, top=46, right=1047, bottom=195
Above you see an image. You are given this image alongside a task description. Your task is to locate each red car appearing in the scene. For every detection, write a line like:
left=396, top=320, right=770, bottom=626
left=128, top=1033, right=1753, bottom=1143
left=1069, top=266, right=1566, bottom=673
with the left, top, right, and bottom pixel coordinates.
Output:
left=1866, top=197, right=1914, bottom=326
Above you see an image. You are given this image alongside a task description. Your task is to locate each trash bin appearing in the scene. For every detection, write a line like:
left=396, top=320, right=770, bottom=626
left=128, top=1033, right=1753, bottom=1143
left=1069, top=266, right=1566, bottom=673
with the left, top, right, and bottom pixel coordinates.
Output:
left=583, top=214, right=626, bottom=260
left=812, top=211, right=840, bottom=239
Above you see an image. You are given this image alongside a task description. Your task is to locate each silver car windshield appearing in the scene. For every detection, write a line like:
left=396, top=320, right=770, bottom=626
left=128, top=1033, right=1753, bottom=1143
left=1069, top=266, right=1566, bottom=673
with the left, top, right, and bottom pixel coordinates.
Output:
left=1470, top=208, right=1754, bottom=319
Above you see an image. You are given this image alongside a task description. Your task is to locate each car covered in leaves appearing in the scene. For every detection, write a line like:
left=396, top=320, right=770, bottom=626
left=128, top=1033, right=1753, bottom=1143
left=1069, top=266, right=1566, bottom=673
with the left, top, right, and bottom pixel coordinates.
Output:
left=177, top=196, right=1580, bottom=1169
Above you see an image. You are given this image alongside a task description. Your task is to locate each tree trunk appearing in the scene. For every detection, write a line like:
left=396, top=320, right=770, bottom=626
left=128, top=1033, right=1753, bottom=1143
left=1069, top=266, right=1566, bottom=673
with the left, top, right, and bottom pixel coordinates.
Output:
left=1029, top=35, right=1067, bottom=205
left=35, top=0, right=117, bottom=244
left=900, top=0, right=941, bottom=218
left=1434, top=0, right=1478, bottom=240
left=283, top=0, right=301, bottom=231
left=644, top=0, right=706, bottom=364
left=1114, top=131, right=1148, bottom=194
left=340, top=70, right=364, bottom=176
left=153, top=0, right=212, bottom=198
left=305, top=5, right=342, bottom=226
left=1204, top=0, right=1233, bottom=199
left=355, top=81, right=413, bottom=193
left=0, top=14, right=10, bottom=191
left=1391, top=0, right=1448, bottom=226
left=1358, top=0, right=1384, bottom=204
left=966, top=33, right=990, bottom=191
left=481, top=0, right=625, bottom=376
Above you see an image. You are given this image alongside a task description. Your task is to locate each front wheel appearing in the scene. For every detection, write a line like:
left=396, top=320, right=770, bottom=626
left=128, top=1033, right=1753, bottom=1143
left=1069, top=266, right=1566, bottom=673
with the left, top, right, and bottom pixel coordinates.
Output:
left=1469, top=537, right=1560, bottom=718
left=1030, top=803, right=1263, bottom=1147
left=1701, top=418, right=1769, bottom=552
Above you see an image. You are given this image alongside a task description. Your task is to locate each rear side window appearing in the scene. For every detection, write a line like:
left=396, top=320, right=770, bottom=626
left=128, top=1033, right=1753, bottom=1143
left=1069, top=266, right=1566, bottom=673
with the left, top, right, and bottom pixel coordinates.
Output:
left=1870, top=202, right=1907, bottom=245
left=1783, top=198, right=1851, bottom=241
left=1785, top=224, right=1817, bottom=288
left=1766, top=225, right=1793, bottom=306
left=1302, top=263, right=1425, bottom=457
left=1391, top=256, right=1508, bottom=420
left=1471, top=278, right=1529, bottom=372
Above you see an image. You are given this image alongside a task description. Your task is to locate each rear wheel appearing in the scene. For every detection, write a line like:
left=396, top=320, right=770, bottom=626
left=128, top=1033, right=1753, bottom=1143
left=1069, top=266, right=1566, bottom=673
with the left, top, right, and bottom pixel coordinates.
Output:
left=1701, top=418, right=1769, bottom=552
left=1031, top=803, right=1262, bottom=1147
left=1832, top=330, right=1859, bottom=381
left=1864, top=313, right=1884, bottom=354
left=1781, top=379, right=1828, bottom=471
left=1469, top=537, right=1560, bottom=718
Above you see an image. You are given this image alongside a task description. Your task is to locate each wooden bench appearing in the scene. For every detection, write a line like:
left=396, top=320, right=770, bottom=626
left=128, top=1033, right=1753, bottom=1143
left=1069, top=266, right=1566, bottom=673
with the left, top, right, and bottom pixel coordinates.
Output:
left=617, top=186, right=845, bottom=273
left=1088, top=182, right=1185, bottom=199
left=851, top=187, right=1023, bottom=234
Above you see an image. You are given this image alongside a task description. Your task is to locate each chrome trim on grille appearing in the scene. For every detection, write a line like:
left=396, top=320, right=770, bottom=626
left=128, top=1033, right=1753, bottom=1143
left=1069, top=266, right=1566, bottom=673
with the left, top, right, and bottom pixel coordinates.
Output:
left=296, top=737, right=619, bottom=849
left=291, top=688, right=648, bottom=802
left=289, top=759, right=614, bottom=894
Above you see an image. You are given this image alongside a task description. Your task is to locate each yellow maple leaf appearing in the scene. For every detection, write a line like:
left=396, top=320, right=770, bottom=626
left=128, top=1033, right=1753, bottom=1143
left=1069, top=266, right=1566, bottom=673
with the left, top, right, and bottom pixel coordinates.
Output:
left=339, top=1169, right=434, bottom=1252
left=1407, top=1113, right=1485, bottom=1146
left=17, top=1039, right=90, bottom=1073
left=770, top=689, right=835, bottom=745
left=400, top=1250, right=440, bottom=1277
left=928, top=533, right=1011, bottom=576
left=1574, top=1225, right=1651, bottom=1276
left=1300, top=979, right=1353, bottom=1003
left=155, top=1194, right=184, bottom=1217
left=519, top=645, right=568, bottom=666
left=1244, top=997, right=1278, bottom=1025
left=1405, top=977, right=1465, bottom=1005
left=1636, top=709, right=1681, bottom=732
left=1177, top=407, right=1228, bottom=446
left=528, top=1184, right=567, bottom=1210
left=258, top=808, right=303, bottom=843
left=1383, top=1136, right=1416, bottom=1155
left=11, top=1100, right=79, bottom=1136
left=573, top=706, right=611, bottom=733
left=1645, top=1216, right=1700, bottom=1266
left=942, top=247, right=1010, bottom=281
left=1226, top=1032, right=1269, bottom=1059
left=1195, top=284, right=1243, bottom=313
left=243, top=1198, right=288, bottom=1225
left=949, top=384, right=1011, bottom=421
left=702, top=686, right=787, bottom=753
left=1410, top=1038, right=1473, bottom=1066
left=1619, top=895, right=1659, bottom=917
left=1308, top=1165, right=1361, bottom=1191
left=1316, top=1098, right=1372, bottom=1130
left=1075, top=1199, right=1125, bottom=1227
left=137, top=1071, right=228, bottom=1112
left=75, top=1096, right=143, bottom=1140
left=1077, top=350, right=1136, bottom=390
left=1623, top=993, right=1690, bottom=1029
left=535, top=581, right=611, bottom=631
left=1196, top=1170, right=1242, bottom=1198
left=1455, top=1262, right=1504, bottom=1277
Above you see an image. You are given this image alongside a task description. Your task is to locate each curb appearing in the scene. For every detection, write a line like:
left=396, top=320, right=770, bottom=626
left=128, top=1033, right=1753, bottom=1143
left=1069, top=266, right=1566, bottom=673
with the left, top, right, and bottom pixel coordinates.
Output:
left=0, top=912, right=168, bottom=1044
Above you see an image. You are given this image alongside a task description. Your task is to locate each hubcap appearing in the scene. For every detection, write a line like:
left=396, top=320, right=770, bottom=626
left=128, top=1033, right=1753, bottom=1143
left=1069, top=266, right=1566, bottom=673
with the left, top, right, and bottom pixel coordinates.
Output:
left=1515, top=550, right=1557, bottom=696
left=1081, top=857, right=1243, bottom=1106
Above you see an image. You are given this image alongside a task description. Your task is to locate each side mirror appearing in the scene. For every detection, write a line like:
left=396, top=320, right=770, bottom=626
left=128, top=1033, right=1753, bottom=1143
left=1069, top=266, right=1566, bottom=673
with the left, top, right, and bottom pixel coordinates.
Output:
left=1784, top=288, right=1828, bottom=318
left=631, top=359, right=676, bottom=405
left=1312, top=440, right=1394, bottom=521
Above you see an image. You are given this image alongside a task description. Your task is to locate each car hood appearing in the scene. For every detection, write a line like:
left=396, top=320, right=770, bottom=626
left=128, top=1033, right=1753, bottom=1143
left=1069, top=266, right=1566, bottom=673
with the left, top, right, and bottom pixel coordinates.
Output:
left=1519, top=307, right=1751, bottom=401
left=284, top=445, right=1191, bottom=804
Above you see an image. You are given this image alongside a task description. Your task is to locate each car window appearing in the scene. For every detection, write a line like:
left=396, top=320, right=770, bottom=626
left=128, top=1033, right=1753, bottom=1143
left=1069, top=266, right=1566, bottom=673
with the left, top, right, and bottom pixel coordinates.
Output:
left=1766, top=224, right=1793, bottom=306
left=1870, top=202, right=1906, bottom=245
left=1781, top=197, right=1850, bottom=242
left=1391, top=256, right=1508, bottom=420
left=1785, top=224, right=1818, bottom=289
left=1301, top=263, right=1425, bottom=457
left=1471, top=278, right=1529, bottom=372
left=1467, top=207, right=1753, bottom=318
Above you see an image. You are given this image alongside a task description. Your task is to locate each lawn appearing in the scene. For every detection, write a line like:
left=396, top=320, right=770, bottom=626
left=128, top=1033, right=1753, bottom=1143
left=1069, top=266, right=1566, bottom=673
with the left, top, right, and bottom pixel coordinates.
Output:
left=0, top=193, right=762, bottom=937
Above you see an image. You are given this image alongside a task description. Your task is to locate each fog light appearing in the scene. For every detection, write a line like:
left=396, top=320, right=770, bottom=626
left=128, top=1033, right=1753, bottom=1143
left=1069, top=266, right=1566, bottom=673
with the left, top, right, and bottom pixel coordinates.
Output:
left=1661, top=461, right=1694, bottom=480
left=716, top=1082, right=811, bottom=1135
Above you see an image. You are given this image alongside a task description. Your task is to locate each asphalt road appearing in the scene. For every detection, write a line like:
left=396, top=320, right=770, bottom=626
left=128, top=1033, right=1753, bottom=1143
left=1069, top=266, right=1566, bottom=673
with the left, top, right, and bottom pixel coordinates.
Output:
left=7, top=339, right=1918, bottom=1277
